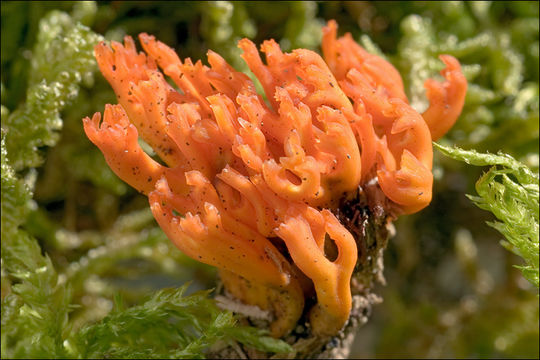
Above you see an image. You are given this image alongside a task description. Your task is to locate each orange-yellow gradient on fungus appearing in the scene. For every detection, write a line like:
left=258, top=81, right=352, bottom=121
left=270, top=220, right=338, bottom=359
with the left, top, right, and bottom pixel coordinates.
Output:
left=83, top=20, right=466, bottom=337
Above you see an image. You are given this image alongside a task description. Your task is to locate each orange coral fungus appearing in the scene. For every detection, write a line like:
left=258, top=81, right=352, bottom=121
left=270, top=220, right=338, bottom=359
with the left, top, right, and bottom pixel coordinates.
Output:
left=322, top=20, right=466, bottom=213
left=83, top=20, right=466, bottom=337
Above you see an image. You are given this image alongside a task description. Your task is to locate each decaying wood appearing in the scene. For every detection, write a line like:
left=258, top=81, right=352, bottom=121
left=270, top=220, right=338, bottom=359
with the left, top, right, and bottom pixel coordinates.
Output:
left=210, top=179, right=394, bottom=359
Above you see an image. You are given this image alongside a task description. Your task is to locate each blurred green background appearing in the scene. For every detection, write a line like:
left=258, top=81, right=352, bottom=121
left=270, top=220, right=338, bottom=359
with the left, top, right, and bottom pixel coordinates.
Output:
left=1, top=1, right=538, bottom=358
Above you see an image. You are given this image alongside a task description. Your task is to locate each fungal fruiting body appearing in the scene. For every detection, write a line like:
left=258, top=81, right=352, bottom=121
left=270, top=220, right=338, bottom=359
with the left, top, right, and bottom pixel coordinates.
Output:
left=83, top=20, right=466, bottom=337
